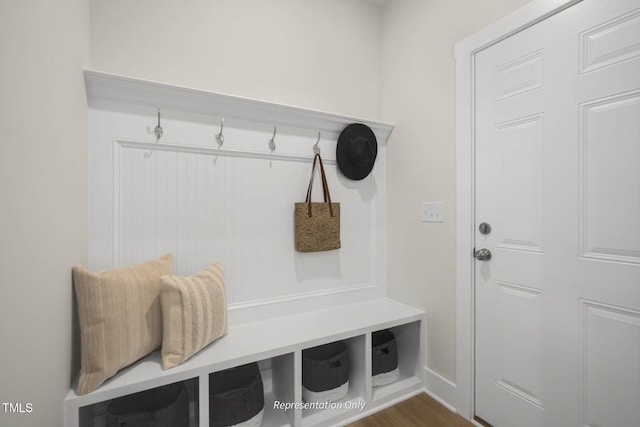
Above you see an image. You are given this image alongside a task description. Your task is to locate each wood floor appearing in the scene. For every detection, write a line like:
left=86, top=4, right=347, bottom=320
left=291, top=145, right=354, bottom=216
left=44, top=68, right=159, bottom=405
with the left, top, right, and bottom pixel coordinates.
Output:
left=347, top=393, right=473, bottom=427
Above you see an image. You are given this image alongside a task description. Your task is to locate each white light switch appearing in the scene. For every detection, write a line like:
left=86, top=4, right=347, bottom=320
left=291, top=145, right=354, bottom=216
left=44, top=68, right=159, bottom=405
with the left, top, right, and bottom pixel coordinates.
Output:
left=421, top=202, right=444, bottom=222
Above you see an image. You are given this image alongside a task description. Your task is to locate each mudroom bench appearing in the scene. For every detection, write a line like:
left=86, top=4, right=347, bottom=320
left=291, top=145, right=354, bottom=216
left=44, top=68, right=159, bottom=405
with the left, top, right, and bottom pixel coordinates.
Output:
left=64, top=298, right=425, bottom=427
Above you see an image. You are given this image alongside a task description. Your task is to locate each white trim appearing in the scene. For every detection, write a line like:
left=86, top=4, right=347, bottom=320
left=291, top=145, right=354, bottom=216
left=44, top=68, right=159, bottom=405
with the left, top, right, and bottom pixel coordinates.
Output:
left=112, top=138, right=122, bottom=268
left=454, top=0, right=582, bottom=60
left=454, top=20, right=476, bottom=419
left=84, top=69, right=394, bottom=143
left=454, top=0, right=581, bottom=420
left=423, top=367, right=458, bottom=413
left=115, top=137, right=339, bottom=165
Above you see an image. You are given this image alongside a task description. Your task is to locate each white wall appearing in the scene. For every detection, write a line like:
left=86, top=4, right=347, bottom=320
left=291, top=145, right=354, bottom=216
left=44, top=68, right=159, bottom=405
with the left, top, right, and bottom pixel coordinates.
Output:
left=381, top=0, right=531, bottom=391
left=90, top=0, right=383, bottom=120
left=0, top=0, right=90, bottom=426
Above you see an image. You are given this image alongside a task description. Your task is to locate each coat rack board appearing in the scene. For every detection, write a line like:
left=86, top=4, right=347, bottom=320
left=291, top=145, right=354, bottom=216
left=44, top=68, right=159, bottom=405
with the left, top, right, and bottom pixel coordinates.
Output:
left=85, top=69, right=394, bottom=325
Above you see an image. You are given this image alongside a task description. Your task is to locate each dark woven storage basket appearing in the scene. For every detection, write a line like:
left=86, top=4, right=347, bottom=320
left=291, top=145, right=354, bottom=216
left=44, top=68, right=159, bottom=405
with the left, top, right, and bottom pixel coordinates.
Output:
left=105, top=382, right=189, bottom=427
left=372, top=329, right=398, bottom=376
left=303, top=340, right=349, bottom=392
left=209, top=362, right=264, bottom=427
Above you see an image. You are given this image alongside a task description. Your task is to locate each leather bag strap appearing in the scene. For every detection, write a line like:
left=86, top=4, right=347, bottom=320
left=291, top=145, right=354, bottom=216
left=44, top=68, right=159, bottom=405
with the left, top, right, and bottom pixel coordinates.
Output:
left=305, top=153, right=334, bottom=217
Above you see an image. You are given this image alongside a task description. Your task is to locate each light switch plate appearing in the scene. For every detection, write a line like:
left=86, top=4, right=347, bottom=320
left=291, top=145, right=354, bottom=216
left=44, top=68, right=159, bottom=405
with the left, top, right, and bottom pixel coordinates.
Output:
left=421, top=202, right=444, bottom=222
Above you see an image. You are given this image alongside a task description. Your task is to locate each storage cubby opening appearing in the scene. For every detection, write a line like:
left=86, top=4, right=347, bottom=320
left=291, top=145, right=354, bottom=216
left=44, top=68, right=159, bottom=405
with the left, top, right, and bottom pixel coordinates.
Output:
left=301, top=335, right=367, bottom=425
left=372, top=321, right=422, bottom=401
left=371, top=328, right=400, bottom=388
left=77, top=378, right=199, bottom=427
left=209, top=354, right=295, bottom=427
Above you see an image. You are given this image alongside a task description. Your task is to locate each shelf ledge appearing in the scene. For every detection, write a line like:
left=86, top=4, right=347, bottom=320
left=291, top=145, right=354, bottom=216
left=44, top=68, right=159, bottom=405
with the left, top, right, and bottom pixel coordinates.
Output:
left=84, top=69, right=394, bottom=143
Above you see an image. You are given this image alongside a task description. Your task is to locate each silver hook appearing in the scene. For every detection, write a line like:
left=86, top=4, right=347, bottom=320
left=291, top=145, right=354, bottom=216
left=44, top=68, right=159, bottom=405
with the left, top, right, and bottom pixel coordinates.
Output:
left=216, top=117, right=225, bottom=147
left=313, top=131, right=321, bottom=154
left=154, top=109, right=163, bottom=143
left=268, top=126, right=277, bottom=152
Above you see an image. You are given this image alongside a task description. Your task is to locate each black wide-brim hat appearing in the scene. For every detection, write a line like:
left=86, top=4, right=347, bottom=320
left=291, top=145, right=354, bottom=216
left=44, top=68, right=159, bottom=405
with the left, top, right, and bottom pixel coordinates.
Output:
left=336, top=123, right=378, bottom=181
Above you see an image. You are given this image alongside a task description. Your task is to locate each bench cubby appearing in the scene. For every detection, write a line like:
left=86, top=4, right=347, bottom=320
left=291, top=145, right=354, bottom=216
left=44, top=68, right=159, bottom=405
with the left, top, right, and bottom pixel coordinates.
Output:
left=76, top=377, right=200, bottom=427
left=371, top=321, right=423, bottom=403
left=301, top=335, right=366, bottom=426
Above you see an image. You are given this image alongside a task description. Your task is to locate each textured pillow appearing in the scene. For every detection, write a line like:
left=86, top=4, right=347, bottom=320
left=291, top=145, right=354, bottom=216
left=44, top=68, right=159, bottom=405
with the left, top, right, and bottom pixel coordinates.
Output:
left=160, top=261, right=228, bottom=369
left=72, top=254, right=173, bottom=395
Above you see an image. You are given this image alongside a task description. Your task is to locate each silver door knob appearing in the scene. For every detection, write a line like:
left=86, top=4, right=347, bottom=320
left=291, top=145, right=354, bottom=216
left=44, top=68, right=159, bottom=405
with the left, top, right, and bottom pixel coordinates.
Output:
left=474, top=248, right=492, bottom=261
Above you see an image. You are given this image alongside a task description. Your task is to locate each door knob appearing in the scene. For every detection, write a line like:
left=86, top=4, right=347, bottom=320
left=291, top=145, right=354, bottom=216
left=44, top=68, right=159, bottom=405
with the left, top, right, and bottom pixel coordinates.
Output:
left=474, top=248, right=492, bottom=261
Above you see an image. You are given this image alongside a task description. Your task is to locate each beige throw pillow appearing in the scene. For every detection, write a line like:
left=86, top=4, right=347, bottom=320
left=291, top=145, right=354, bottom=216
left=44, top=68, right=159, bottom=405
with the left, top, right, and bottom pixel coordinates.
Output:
left=72, top=254, right=173, bottom=395
left=160, top=261, right=228, bottom=369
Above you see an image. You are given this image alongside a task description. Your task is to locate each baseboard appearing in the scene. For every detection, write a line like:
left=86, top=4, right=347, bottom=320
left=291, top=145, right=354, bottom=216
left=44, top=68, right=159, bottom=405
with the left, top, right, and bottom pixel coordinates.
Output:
left=423, top=367, right=458, bottom=414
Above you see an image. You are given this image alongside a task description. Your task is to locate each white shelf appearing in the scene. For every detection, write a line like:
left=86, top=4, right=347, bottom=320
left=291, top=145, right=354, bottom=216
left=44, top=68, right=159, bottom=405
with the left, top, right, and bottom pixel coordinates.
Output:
left=302, top=392, right=366, bottom=426
left=372, top=376, right=424, bottom=403
left=371, top=321, right=424, bottom=403
left=65, top=298, right=424, bottom=427
left=84, top=69, right=394, bottom=143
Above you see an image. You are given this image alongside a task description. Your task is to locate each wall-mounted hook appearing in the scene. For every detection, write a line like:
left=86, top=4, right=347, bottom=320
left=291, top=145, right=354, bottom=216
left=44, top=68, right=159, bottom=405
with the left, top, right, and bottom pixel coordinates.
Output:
left=154, top=108, right=163, bottom=143
left=268, top=126, right=277, bottom=152
left=216, top=117, right=225, bottom=147
left=313, top=131, right=321, bottom=154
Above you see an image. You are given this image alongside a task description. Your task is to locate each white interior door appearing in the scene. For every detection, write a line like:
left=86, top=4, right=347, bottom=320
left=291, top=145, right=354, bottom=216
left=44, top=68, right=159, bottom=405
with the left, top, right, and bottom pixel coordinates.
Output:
left=474, top=0, right=640, bottom=426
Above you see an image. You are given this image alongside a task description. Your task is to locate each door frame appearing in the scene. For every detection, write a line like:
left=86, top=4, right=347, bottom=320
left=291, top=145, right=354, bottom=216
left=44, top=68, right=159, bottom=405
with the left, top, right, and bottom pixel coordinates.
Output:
left=454, top=0, right=582, bottom=420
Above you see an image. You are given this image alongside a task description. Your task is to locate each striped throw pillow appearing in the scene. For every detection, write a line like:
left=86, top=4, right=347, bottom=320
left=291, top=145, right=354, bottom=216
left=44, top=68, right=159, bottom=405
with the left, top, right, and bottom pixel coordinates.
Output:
left=160, top=261, right=228, bottom=369
left=72, top=253, right=173, bottom=395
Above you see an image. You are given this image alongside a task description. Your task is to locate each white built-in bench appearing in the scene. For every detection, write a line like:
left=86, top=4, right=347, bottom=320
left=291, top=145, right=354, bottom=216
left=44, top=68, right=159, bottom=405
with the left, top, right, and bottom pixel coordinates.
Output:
left=75, top=70, right=418, bottom=427
left=64, top=298, right=425, bottom=427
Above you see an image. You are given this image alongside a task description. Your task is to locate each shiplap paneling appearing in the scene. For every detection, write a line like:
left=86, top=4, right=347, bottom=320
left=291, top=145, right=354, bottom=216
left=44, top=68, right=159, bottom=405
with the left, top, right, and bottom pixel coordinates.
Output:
left=89, top=107, right=387, bottom=317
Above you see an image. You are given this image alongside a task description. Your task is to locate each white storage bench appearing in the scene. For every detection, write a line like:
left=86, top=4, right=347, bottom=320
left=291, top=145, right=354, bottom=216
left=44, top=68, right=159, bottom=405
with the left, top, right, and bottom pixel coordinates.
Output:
left=64, top=298, right=425, bottom=427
